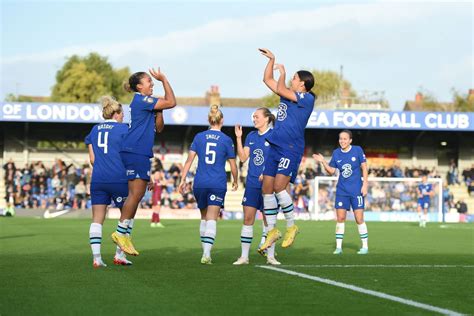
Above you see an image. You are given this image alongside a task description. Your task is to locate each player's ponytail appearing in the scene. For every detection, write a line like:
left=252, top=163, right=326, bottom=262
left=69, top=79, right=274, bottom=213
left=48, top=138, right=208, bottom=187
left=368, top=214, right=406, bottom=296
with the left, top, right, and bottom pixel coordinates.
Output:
left=123, top=82, right=132, bottom=93
left=208, top=104, right=223, bottom=126
left=124, top=72, right=148, bottom=93
left=297, top=70, right=317, bottom=99
left=100, top=96, right=122, bottom=120
left=257, top=107, right=275, bottom=128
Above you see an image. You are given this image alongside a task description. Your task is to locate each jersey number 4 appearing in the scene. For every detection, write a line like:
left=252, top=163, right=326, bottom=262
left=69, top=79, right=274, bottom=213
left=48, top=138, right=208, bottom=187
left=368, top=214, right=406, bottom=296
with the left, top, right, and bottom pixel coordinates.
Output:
left=98, top=132, right=109, bottom=154
left=205, top=142, right=217, bottom=164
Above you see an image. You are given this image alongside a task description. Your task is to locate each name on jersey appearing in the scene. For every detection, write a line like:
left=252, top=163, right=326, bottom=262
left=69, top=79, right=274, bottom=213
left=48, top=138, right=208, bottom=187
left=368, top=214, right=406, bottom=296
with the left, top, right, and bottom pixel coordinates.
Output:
left=206, top=134, right=220, bottom=140
left=98, top=124, right=114, bottom=130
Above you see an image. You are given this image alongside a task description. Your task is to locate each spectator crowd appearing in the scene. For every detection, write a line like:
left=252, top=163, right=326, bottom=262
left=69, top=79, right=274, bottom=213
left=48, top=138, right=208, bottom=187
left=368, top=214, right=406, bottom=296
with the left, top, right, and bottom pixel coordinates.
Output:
left=3, top=158, right=472, bottom=215
left=2, top=158, right=197, bottom=211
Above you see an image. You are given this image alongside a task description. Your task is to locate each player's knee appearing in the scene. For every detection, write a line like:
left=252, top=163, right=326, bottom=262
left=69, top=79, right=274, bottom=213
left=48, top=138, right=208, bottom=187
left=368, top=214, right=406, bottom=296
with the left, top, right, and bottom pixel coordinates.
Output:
left=128, top=191, right=144, bottom=202
left=262, top=183, right=274, bottom=194
left=243, top=215, right=255, bottom=226
left=273, top=183, right=286, bottom=193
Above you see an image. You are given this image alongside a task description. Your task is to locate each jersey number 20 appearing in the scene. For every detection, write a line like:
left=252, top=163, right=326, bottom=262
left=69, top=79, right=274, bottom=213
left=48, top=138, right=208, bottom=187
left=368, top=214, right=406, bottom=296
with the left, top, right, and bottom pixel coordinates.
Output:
left=205, top=142, right=217, bottom=164
left=98, top=132, right=109, bottom=154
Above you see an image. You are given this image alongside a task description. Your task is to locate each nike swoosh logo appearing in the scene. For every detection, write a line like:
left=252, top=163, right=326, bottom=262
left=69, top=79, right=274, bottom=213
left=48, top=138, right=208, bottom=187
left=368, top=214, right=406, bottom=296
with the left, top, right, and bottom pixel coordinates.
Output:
left=249, top=142, right=255, bottom=145
left=43, top=209, right=71, bottom=219
left=337, top=160, right=342, bottom=163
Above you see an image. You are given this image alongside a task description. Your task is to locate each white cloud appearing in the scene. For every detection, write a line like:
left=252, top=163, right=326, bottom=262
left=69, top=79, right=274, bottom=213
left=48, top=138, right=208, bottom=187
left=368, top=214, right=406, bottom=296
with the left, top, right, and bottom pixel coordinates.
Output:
left=2, top=2, right=470, bottom=110
left=2, top=2, right=441, bottom=65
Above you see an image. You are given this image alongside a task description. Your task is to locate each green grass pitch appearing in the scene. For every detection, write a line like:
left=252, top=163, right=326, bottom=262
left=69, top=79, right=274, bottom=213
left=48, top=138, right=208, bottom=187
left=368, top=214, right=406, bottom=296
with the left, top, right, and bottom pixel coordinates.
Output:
left=1, top=218, right=473, bottom=315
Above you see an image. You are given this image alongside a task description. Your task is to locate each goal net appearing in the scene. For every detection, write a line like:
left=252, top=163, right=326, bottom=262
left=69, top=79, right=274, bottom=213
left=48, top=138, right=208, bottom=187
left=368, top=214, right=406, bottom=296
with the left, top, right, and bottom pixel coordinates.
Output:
left=310, top=177, right=443, bottom=222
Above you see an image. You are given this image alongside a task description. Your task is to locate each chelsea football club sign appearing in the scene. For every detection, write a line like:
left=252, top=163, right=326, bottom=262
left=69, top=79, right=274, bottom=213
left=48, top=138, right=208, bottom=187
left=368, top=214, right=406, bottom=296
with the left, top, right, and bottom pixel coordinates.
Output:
left=1, top=102, right=473, bottom=131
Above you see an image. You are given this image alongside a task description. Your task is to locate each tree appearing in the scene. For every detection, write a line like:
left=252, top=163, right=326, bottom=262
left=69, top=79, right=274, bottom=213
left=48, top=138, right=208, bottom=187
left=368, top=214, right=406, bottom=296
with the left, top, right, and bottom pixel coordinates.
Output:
left=452, top=89, right=474, bottom=112
left=261, top=69, right=356, bottom=108
left=313, top=70, right=356, bottom=101
left=417, top=90, right=440, bottom=111
left=4, top=94, right=34, bottom=102
left=51, top=62, right=107, bottom=103
left=51, top=53, right=131, bottom=103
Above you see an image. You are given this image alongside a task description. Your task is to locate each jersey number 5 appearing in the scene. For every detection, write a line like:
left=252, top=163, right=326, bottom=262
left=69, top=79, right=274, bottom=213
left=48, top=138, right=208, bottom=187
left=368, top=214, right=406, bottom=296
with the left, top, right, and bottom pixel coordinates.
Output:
left=98, top=132, right=109, bottom=154
left=205, top=142, right=217, bottom=164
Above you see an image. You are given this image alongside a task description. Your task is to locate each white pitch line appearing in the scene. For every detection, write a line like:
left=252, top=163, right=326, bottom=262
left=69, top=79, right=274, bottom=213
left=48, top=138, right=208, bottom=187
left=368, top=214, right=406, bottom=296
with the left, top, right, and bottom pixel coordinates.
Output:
left=278, top=264, right=474, bottom=268
left=257, top=265, right=464, bottom=316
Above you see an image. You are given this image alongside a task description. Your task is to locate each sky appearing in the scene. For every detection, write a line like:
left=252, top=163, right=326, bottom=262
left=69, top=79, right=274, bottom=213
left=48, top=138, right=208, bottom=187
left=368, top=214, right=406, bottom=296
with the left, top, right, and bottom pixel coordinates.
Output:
left=1, top=0, right=472, bottom=111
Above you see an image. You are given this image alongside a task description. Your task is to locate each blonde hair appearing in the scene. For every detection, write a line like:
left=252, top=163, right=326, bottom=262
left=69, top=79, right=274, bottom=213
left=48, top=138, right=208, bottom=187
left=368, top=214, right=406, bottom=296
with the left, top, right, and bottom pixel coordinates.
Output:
left=256, top=107, right=275, bottom=128
left=100, top=96, right=122, bottom=119
left=208, top=104, right=223, bottom=126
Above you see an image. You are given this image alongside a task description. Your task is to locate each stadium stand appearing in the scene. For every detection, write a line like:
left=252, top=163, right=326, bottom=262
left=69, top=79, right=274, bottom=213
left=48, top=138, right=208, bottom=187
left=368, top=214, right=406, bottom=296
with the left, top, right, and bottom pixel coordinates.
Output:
left=1, top=87, right=473, bottom=219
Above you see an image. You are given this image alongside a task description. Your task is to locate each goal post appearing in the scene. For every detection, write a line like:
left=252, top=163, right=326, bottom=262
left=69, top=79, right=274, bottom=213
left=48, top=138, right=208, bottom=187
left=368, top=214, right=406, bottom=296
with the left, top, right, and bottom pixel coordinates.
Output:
left=310, top=176, right=444, bottom=222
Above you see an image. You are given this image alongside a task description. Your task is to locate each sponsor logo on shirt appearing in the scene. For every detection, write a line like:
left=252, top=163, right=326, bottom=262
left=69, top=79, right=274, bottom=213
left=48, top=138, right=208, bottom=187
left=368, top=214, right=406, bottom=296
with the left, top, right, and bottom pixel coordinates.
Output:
left=277, top=103, right=288, bottom=121
left=253, top=149, right=264, bottom=166
left=341, top=163, right=353, bottom=178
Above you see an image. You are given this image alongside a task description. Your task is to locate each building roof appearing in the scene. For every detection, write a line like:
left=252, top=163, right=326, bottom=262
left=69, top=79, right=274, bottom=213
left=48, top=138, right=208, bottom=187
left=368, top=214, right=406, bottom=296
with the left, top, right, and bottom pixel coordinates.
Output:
left=176, top=97, right=262, bottom=107
left=404, top=101, right=454, bottom=111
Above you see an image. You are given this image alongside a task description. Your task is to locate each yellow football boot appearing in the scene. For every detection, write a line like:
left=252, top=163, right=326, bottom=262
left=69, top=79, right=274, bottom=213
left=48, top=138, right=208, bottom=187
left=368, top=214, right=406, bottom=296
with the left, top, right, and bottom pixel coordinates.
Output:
left=258, top=228, right=281, bottom=251
left=281, top=225, right=299, bottom=248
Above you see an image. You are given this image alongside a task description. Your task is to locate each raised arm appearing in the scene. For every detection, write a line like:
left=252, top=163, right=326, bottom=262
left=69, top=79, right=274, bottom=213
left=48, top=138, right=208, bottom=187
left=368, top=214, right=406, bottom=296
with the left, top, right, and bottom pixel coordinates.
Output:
left=149, top=68, right=177, bottom=110
left=259, top=48, right=278, bottom=93
left=313, top=153, right=336, bottom=176
left=275, top=64, right=297, bottom=102
left=178, top=151, right=197, bottom=195
left=229, top=158, right=239, bottom=191
left=234, top=125, right=250, bottom=162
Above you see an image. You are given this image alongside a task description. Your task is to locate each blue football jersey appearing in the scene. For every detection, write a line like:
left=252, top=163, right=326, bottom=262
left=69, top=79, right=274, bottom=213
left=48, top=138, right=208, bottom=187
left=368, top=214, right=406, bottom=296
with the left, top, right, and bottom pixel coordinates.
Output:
left=85, top=120, right=128, bottom=183
left=329, top=145, right=367, bottom=197
left=190, top=129, right=236, bottom=189
left=418, top=183, right=432, bottom=196
left=244, top=129, right=272, bottom=189
left=121, top=93, right=158, bottom=157
left=266, top=92, right=315, bottom=155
